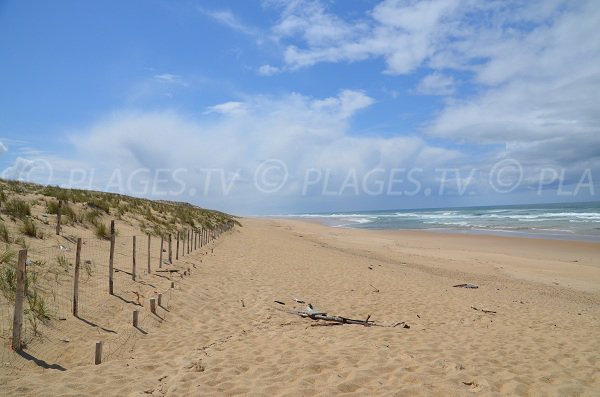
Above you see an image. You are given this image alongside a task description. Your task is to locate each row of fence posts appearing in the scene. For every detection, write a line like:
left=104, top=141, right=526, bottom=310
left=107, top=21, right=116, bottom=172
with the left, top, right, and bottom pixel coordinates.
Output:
left=10, top=219, right=235, bottom=364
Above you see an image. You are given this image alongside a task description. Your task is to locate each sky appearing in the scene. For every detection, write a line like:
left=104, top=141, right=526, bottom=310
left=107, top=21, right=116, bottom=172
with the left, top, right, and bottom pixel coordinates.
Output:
left=0, top=0, right=599, bottom=215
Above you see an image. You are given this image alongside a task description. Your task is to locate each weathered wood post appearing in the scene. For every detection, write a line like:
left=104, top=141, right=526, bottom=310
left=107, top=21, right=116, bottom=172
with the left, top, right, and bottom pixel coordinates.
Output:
left=176, top=232, right=179, bottom=260
left=55, top=200, right=63, bottom=235
left=187, top=229, right=191, bottom=254
left=109, top=220, right=115, bottom=294
left=182, top=229, right=185, bottom=258
left=133, top=310, right=139, bottom=328
left=11, top=250, right=27, bottom=351
left=95, top=341, right=103, bottom=365
left=157, top=293, right=162, bottom=307
left=150, top=297, right=156, bottom=314
left=72, top=238, right=82, bottom=317
left=168, top=233, right=172, bottom=263
left=132, top=236, right=137, bottom=281
left=159, top=236, right=164, bottom=269
left=147, top=234, right=151, bottom=274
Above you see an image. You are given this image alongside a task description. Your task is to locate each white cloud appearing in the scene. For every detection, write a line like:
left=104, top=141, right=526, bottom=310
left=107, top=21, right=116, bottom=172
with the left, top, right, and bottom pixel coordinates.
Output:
left=199, top=8, right=258, bottom=37
left=258, top=64, right=280, bottom=76
left=271, top=0, right=461, bottom=73
left=268, top=0, right=600, bottom=174
left=311, top=90, right=375, bottom=119
left=65, top=91, right=458, bottom=212
left=1, top=157, right=34, bottom=179
left=0, top=141, right=7, bottom=154
left=204, top=101, right=248, bottom=117
left=153, top=73, right=186, bottom=85
left=415, top=73, right=456, bottom=96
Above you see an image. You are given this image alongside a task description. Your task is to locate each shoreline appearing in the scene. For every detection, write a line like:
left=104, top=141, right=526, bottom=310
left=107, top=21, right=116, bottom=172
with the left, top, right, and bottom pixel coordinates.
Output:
left=267, top=215, right=600, bottom=243
left=265, top=217, right=600, bottom=293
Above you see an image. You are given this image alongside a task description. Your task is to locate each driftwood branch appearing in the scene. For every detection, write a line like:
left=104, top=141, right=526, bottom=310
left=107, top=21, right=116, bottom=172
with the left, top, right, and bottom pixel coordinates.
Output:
left=283, top=309, right=409, bottom=328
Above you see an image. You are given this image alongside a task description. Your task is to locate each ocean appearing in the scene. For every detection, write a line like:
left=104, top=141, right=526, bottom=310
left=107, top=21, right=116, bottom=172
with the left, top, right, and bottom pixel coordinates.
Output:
left=286, top=201, right=600, bottom=242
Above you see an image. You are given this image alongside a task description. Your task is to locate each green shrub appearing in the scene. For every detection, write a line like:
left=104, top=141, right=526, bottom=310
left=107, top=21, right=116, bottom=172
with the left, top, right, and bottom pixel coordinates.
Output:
left=0, top=222, right=10, bottom=243
left=84, top=209, right=103, bottom=225
left=88, top=199, right=110, bottom=214
left=4, top=198, right=31, bottom=219
left=0, top=249, right=17, bottom=302
left=94, top=222, right=110, bottom=239
left=46, top=200, right=60, bottom=214
left=20, top=218, right=38, bottom=238
left=56, top=255, right=70, bottom=271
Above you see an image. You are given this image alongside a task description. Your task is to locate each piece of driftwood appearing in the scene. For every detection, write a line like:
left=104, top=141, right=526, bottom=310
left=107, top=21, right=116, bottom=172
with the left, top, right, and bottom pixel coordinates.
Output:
left=156, top=269, right=180, bottom=273
left=293, top=310, right=375, bottom=326
left=284, top=308, right=409, bottom=328
left=369, top=284, right=380, bottom=293
left=471, top=305, right=496, bottom=314
left=454, top=283, right=479, bottom=289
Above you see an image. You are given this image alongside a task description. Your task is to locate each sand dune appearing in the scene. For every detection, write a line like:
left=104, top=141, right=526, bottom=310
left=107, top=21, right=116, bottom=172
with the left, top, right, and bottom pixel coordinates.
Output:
left=1, top=218, right=599, bottom=396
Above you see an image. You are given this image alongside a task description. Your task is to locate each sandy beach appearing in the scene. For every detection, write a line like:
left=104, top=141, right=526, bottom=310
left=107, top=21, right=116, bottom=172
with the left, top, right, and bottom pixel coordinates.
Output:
left=1, top=218, right=599, bottom=396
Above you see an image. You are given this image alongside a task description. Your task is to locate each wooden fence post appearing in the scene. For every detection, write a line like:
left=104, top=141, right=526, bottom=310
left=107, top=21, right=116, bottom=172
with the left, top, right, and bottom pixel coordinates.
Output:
left=157, top=293, right=162, bottom=307
left=55, top=200, right=63, bottom=235
left=11, top=250, right=27, bottom=351
left=109, top=220, right=115, bottom=295
left=95, top=341, right=103, bottom=365
left=72, top=238, right=82, bottom=317
left=147, top=234, right=151, bottom=274
left=132, top=236, right=136, bottom=281
left=133, top=310, right=139, bottom=328
left=159, top=236, right=164, bottom=269
left=176, top=232, right=179, bottom=260
left=168, top=233, right=172, bottom=263
left=187, top=229, right=191, bottom=254
left=150, top=297, right=156, bottom=314
left=182, top=230, right=185, bottom=258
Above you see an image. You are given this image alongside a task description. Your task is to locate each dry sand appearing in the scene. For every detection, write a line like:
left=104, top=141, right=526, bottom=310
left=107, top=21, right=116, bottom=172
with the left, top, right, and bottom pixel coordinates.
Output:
left=1, top=218, right=599, bottom=396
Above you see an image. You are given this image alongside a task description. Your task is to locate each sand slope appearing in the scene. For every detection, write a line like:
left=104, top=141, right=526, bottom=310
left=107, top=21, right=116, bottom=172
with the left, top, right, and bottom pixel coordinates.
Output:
left=1, top=218, right=599, bottom=396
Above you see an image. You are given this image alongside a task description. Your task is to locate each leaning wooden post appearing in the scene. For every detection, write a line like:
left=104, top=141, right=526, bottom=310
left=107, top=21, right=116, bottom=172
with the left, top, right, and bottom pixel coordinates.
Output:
left=194, top=230, right=197, bottom=250
left=55, top=200, right=63, bottom=235
left=168, top=233, right=172, bottom=263
left=157, top=293, right=162, bottom=307
left=11, top=250, right=27, bottom=351
left=147, top=234, right=151, bottom=274
left=133, top=310, right=139, bottom=328
left=150, top=297, right=156, bottom=314
left=72, top=238, right=82, bottom=317
left=132, top=236, right=137, bottom=281
left=176, top=232, right=179, bottom=260
left=159, top=236, right=164, bottom=269
left=108, top=220, right=115, bottom=295
left=94, top=341, right=103, bottom=365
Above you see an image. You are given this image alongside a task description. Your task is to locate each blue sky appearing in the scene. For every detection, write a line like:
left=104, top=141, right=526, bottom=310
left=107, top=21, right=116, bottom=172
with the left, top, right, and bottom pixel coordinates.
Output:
left=0, top=0, right=599, bottom=214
